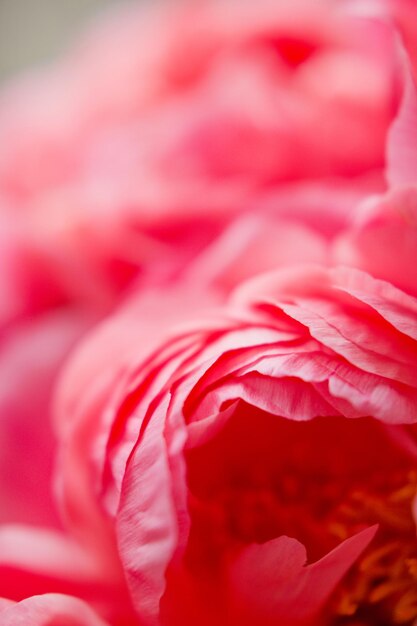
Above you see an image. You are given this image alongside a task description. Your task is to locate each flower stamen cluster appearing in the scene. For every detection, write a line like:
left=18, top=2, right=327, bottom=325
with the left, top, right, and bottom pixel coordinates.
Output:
left=332, top=471, right=417, bottom=624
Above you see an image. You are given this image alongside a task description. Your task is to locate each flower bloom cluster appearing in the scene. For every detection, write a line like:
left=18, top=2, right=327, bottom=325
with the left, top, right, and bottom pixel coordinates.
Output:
left=0, top=0, right=417, bottom=625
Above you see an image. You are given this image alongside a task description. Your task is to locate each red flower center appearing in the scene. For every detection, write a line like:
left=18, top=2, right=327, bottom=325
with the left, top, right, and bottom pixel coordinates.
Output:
left=185, top=403, right=417, bottom=624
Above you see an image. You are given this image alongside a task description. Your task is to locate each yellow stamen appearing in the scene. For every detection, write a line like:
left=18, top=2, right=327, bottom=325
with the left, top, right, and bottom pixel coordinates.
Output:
left=331, top=471, right=417, bottom=624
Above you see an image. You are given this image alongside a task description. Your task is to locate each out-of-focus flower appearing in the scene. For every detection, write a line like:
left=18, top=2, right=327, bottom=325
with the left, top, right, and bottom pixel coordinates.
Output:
left=183, top=179, right=371, bottom=294
left=0, top=0, right=396, bottom=316
left=51, top=266, right=417, bottom=626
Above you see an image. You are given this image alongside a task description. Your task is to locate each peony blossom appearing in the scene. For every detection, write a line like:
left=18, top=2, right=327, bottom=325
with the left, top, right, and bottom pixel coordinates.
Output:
left=50, top=266, right=417, bottom=626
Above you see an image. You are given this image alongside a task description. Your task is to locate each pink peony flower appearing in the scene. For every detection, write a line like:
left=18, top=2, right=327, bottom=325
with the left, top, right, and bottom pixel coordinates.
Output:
left=47, top=266, right=417, bottom=626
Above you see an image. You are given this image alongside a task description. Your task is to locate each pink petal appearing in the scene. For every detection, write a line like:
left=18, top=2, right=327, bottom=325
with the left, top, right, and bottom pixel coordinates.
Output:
left=116, top=392, right=183, bottom=626
left=233, top=266, right=417, bottom=382
left=0, top=310, right=89, bottom=525
left=228, top=526, right=377, bottom=625
left=333, top=188, right=417, bottom=298
left=0, top=598, right=14, bottom=614
left=0, top=526, right=135, bottom=625
left=0, top=594, right=110, bottom=626
left=0, top=526, right=109, bottom=599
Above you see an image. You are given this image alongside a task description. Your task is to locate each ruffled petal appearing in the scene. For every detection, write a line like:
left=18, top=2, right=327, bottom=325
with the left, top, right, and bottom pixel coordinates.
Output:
left=333, top=188, right=417, bottom=297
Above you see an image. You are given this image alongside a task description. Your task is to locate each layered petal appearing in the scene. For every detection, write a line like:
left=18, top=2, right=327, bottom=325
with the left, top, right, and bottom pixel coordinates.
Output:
left=83, top=266, right=417, bottom=624
left=333, top=187, right=417, bottom=297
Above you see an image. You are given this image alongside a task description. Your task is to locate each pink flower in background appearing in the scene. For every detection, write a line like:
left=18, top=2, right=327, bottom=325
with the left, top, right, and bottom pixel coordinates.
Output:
left=0, top=0, right=396, bottom=315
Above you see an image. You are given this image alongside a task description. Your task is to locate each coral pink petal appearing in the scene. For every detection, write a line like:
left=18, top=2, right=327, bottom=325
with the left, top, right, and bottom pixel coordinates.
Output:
left=0, top=598, right=14, bottom=613
left=0, top=310, right=90, bottom=525
left=233, top=266, right=417, bottom=376
left=0, top=525, right=111, bottom=601
left=116, top=392, right=182, bottom=626
left=184, top=210, right=328, bottom=293
left=331, top=266, right=417, bottom=339
left=333, top=188, right=417, bottom=298
left=0, top=594, right=110, bottom=626
left=228, top=526, right=377, bottom=625
left=54, top=285, right=219, bottom=555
